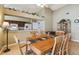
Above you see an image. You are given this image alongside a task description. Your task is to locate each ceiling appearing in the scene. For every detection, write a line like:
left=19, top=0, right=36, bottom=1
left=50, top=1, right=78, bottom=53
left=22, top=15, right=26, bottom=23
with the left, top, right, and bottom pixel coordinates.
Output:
left=47, top=4, right=67, bottom=11
left=4, top=4, right=67, bottom=13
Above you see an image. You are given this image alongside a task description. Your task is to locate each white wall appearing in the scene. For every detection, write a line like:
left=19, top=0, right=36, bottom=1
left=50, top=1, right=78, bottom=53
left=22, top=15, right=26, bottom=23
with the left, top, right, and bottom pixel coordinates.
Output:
left=39, top=7, right=53, bottom=31
left=52, top=4, right=79, bottom=42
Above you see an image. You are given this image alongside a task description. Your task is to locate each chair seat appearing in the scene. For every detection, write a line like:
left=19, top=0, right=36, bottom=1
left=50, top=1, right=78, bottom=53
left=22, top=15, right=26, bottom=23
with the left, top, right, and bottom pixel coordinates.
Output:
left=20, top=41, right=31, bottom=48
left=20, top=43, right=27, bottom=48
left=26, top=41, right=31, bottom=44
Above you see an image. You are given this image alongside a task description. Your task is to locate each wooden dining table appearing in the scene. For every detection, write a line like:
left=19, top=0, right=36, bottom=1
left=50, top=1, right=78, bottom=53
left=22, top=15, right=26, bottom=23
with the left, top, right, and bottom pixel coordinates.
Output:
left=30, top=38, right=54, bottom=55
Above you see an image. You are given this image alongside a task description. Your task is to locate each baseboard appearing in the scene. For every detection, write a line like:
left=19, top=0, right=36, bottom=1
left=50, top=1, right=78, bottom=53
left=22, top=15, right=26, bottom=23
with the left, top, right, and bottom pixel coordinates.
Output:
left=0, top=43, right=16, bottom=54
left=71, top=39, right=79, bottom=43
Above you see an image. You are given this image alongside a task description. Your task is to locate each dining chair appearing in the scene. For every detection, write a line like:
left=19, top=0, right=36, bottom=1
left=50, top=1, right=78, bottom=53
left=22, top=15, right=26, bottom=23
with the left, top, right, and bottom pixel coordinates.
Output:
left=14, top=35, right=31, bottom=55
left=61, top=33, right=70, bottom=55
left=51, top=37, right=57, bottom=55
left=53, top=35, right=64, bottom=55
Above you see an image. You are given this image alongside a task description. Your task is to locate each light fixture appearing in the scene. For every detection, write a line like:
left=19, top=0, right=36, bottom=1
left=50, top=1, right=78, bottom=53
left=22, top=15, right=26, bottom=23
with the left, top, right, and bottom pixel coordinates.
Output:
left=2, top=22, right=9, bottom=28
left=36, top=4, right=46, bottom=7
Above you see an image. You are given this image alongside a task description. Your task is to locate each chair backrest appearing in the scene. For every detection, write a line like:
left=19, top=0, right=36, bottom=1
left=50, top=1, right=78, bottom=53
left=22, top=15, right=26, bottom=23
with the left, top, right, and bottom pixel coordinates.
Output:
left=56, top=31, right=65, bottom=36
left=14, top=35, right=19, bottom=44
left=61, top=33, right=70, bottom=55
left=14, top=35, right=26, bottom=44
left=62, top=34, right=68, bottom=48
left=13, top=35, right=24, bottom=55
left=51, top=37, right=57, bottom=55
left=53, top=35, right=64, bottom=55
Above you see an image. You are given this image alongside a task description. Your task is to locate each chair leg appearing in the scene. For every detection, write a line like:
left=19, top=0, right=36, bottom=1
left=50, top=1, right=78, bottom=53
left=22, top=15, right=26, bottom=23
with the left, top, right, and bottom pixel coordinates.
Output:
left=25, top=45, right=28, bottom=55
left=61, top=50, right=64, bottom=55
left=59, top=50, right=62, bottom=55
left=66, top=50, right=68, bottom=55
left=18, top=41, right=24, bottom=55
left=19, top=47, right=23, bottom=55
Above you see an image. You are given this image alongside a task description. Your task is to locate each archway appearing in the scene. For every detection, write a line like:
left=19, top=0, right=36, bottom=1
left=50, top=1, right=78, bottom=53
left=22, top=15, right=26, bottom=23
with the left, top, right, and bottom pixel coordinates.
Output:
left=57, top=19, right=71, bottom=33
